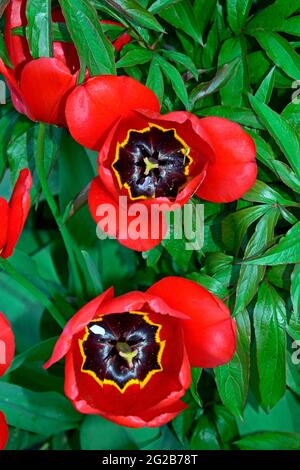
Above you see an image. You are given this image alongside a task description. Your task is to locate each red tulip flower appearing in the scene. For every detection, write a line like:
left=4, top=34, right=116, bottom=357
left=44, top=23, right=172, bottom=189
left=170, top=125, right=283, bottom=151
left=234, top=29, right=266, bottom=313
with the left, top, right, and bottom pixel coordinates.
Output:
left=0, top=0, right=131, bottom=126
left=0, top=168, right=32, bottom=259
left=66, top=75, right=257, bottom=251
left=0, top=313, right=15, bottom=450
left=44, top=277, right=236, bottom=428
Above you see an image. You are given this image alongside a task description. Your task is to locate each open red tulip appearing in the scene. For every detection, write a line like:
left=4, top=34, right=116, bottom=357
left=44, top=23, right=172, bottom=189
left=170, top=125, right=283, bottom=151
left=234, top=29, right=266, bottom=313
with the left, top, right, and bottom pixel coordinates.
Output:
left=0, top=0, right=131, bottom=125
left=66, top=75, right=257, bottom=251
left=44, top=277, right=236, bottom=428
left=0, top=313, right=15, bottom=450
left=0, top=168, right=32, bottom=259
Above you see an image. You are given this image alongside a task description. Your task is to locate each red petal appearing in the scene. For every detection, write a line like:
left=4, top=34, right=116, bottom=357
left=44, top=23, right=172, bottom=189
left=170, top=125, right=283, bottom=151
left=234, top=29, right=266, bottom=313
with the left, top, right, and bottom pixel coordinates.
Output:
left=195, top=117, right=257, bottom=202
left=0, top=411, right=8, bottom=450
left=65, top=76, right=160, bottom=150
left=19, top=58, right=76, bottom=125
left=112, top=33, right=132, bottom=52
left=88, top=177, right=167, bottom=251
left=2, top=168, right=32, bottom=259
left=99, top=400, right=187, bottom=428
left=0, top=199, right=9, bottom=252
left=4, top=0, right=31, bottom=78
left=148, top=277, right=236, bottom=367
left=52, top=7, right=80, bottom=74
left=99, top=291, right=188, bottom=319
left=0, top=58, right=31, bottom=117
left=0, top=313, right=15, bottom=377
left=44, top=288, right=114, bottom=369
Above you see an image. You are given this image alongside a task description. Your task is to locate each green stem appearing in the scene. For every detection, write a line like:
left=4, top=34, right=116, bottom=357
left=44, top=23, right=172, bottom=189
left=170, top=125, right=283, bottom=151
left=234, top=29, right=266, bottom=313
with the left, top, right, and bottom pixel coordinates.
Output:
left=0, top=258, right=65, bottom=328
left=36, top=123, right=83, bottom=297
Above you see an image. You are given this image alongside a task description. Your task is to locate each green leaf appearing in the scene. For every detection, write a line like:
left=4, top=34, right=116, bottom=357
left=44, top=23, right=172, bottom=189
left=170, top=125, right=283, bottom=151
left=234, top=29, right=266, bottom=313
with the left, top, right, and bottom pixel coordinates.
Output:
left=157, top=56, right=190, bottom=110
left=10, top=337, right=58, bottom=373
left=251, top=31, right=300, bottom=81
left=104, top=0, right=164, bottom=32
left=215, top=310, right=251, bottom=418
left=246, top=131, right=275, bottom=171
left=80, top=415, right=134, bottom=450
left=245, top=222, right=300, bottom=265
left=194, top=0, right=217, bottom=39
left=149, top=0, right=183, bottom=14
left=214, top=405, right=239, bottom=444
left=247, top=0, right=300, bottom=31
left=235, top=432, right=300, bottom=450
left=271, top=160, right=300, bottom=194
left=146, top=57, right=164, bottom=104
left=291, top=264, right=300, bottom=316
left=196, top=106, right=264, bottom=129
left=282, top=102, right=300, bottom=131
left=26, top=0, right=52, bottom=58
left=249, top=94, right=300, bottom=179
left=234, top=208, right=279, bottom=313
left=222, top=204, right=270, bottom=254
left=226, top=0, right=253, bottom=34
left=190, top=368, right=202, bottom=407
left=217, top=38, right=246, bottom=107
left=162, top=50, right=198, bottom=80
left=254, top=282, right=286, bottom=411
left=255, top=67, right=275, bottom=104
left=191, top=58, right=239, bottom=107
left=243, top=180, right=296, bottom=206
left=191, top=415, right=220, bottom=450
left=0, top=383, right=80, bottom=435
left=159, top=1, right=201, bottom=43
left=172, top=406, right=196, bottom=446
left=156, top=55, right=190, bottom=110
left=116, top=48, right=153, bottom=68
left=188, top=272, right=228, bottom=298
left=81, top=250, right=103, bottom=295
left=59, top=0, right=115, bottom=75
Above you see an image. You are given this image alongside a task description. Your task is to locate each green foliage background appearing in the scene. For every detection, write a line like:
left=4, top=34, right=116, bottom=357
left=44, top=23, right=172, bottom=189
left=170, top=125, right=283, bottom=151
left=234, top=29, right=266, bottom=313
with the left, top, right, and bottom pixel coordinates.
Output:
left=1, top=0, right=300, bottom=451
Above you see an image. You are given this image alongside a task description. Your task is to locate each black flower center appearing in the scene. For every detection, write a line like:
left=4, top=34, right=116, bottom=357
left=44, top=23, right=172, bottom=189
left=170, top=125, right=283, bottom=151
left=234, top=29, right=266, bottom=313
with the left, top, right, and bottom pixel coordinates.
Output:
left=79, top=311, right=165, bottom=392
left=112, top=124, right=192, bottom=200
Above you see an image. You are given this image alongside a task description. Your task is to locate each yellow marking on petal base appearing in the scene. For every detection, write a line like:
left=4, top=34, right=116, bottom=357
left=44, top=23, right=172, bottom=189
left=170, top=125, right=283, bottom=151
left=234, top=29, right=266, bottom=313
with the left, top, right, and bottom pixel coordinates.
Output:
left=112, top=123, right=193, bottom=201
left=78, top=311, right=165, bottom=394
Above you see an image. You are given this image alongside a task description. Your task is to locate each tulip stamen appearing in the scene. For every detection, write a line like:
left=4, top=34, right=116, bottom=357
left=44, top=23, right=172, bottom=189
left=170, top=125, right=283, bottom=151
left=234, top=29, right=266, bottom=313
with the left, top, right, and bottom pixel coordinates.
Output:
left=143, top=157, right=159, bottom=176
left=116, top=342, right=138, bottom=369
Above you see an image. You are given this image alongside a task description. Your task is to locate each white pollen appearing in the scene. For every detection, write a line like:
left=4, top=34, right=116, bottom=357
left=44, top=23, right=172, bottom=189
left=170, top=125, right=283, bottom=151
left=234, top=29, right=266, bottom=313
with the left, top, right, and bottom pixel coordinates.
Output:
left=90, top=325, right=106, bottom=336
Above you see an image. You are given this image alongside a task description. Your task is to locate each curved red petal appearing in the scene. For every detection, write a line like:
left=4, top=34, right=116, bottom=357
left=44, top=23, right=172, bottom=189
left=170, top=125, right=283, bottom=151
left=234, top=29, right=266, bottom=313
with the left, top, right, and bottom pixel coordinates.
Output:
left=88, top=177, right=167, bottom=251
left=99, top=291, right=188, bottom=319
left=65, top=76, right=160, bottom=150
left=148, top=277, right=236, bottom=367
left=19, top=58, right=76, bottom=125
left=44, top=288, right=114, bottom=369
left=0, top=313, right=15, bottom=377
left=195, top=117, right=257, bottom=203
left=0, top=199, right=9, bottom=252
left=113, top=33, right=132, bottom=52
left=0, top=411, right=8, bottom=450
left=2, top=168, right=32, bottom=259
left=0, top=58, right=31, bottom=117
left=4, top=0, right=31, bottom=78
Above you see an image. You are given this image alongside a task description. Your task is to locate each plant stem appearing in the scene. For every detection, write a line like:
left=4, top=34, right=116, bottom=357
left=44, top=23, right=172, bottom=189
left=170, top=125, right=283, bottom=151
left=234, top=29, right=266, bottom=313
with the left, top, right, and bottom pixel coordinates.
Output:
left=0, top=258, right=65, bottom=328
left=35, top=123, right=83, bottom=297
